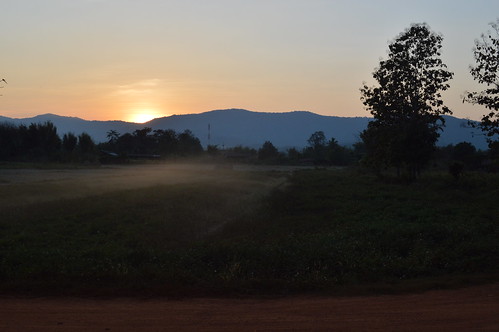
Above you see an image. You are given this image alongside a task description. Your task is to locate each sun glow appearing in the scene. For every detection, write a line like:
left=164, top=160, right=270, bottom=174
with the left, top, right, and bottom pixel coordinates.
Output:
left=128, top=109, right=165, bottom=123
left=131, top=113, right=156, bottom=123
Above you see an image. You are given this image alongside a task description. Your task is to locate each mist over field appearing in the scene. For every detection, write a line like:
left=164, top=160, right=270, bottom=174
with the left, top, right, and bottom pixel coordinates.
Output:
left=0, top=163, right=497, bottom=297
left=0, top=163, right=290, bottom=209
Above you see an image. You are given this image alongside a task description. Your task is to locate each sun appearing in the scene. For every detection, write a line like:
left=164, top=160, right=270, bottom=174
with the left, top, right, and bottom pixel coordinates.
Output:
left=128, top=109, right=164, bottom=123
left=131, top=113, right=156, bottom=123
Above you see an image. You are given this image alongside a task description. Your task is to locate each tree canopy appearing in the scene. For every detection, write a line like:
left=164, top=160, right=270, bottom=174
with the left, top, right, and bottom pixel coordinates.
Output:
left=258, top=141, right=279, bottom=161
left=102, top=127, right=203, bottom=157
left=360, top=23, right=453, bottom=178
left=465, top=19, right=499, bottom=143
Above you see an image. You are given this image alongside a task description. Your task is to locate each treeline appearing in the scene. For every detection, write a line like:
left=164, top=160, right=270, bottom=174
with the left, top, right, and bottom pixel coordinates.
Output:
left=0, top=122, right=97, bottom=162
left=100, top=127, right=203, bottom=158
left=1, top=121, right=496, bottom=174
left=0, top=120, right=354, bottom=165
left=210, top=130, right=497, bottom=175
left=249, top=130, right=361, bottom=166
left=0, top=122, right=203, bottom=163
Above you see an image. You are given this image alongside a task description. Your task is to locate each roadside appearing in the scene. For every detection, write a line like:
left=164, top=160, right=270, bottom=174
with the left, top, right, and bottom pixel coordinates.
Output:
left=0, top=282, right=497, bottom=331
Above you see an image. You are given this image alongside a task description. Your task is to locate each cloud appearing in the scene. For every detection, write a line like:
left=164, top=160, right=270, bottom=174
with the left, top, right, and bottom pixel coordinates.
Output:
left=114, top=79, right=163, bottom=96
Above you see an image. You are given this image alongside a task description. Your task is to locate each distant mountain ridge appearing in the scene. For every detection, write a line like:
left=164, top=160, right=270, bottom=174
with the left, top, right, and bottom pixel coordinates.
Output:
left=0, top=109, right=489, bottom=150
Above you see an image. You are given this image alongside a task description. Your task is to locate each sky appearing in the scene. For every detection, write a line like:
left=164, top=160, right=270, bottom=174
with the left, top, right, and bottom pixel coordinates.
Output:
left=1, top=0, right=498, bottom=123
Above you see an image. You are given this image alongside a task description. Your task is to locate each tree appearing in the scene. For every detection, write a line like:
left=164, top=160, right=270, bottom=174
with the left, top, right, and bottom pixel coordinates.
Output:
left=360, top=23, right=453, bottom=178
left=62, top=133, right=78, bottom=152
left=78, top=132, right=95, bottom=153
left=77, top=132, right=97, bottom=162
left=327, top=138, right=350, bottom=166
left=133, top=127, right=155, bottom=154
left=206, top=144, right=220, bottom=156
left=452, top=141, right=480, bottom=170
left=23, top=121, right=61, bottom=160
left=307, top=131, right=326, bottom=150
left=306, top=131, right=327, bottom=162
left=287, top=147, right=302, bottom=163
left=258, top=141, right=279, bottom=161
left=465, top=19, right=499, bottom=143
left=60, top=132, right=79, bottom=162
left=154, top=129, right=178, bottom=156
left=106, top=130, right=120, bottom=144
left=177, top=129, right=203, bottom=155
left=0, top=123, right=21, bottom=160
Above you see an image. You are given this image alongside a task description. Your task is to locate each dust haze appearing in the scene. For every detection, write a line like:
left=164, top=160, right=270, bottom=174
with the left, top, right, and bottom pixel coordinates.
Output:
left=0, top=163, right=304, bottom=209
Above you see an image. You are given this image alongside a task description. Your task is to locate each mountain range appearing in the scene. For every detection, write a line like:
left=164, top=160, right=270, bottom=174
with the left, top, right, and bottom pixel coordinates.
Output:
left=0, top=109, right=489, bottom=150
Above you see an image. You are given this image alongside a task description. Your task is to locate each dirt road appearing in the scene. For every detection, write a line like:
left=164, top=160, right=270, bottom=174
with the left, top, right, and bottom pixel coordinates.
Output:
left=1, top=283, right=498, bottom=331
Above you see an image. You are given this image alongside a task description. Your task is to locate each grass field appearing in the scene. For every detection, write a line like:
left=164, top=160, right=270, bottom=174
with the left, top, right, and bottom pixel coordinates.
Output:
left=0, top=164, right=498, bottom=296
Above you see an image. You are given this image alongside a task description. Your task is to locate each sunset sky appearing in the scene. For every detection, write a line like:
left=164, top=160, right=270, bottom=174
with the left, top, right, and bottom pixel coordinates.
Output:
left=1, top=0, right=498, bottom=123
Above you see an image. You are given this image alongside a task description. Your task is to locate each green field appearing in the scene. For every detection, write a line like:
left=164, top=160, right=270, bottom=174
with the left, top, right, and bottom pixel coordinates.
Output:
left=0, top=164, right=498, bottom=296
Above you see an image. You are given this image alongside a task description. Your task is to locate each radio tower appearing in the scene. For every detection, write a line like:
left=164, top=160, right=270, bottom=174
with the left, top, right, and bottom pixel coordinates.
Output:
left=207, top=123, right=211, bottom=147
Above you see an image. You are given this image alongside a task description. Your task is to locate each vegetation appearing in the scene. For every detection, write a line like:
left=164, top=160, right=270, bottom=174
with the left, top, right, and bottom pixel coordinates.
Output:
left=2, top=21, right=499, bottom=298
left=0, top=122, right=204, bottom=163
left=2, top=116, right=497, bottom=178
left=300, top=131, right=357, bottom=166
left=0, top=168, right=497, bottom=296
left=258, top=141, right=280, bottom=162
left=360, top=23, right=454, bottom=178
left=465, top=19, right=499, bottom=144
left=0, top=121, right=96, bottom=163
left=100, top=127, right=203, bottom=158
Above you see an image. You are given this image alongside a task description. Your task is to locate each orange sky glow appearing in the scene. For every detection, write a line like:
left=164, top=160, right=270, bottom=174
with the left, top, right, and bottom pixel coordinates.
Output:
left=1, top=1, right=498, bottom=122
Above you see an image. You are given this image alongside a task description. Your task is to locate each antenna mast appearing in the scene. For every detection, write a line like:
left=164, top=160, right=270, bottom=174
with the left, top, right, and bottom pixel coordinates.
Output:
left=208, top=123, right=211, bottom=147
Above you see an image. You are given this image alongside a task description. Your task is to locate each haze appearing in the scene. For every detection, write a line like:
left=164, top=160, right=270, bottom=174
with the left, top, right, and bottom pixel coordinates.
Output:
left=2, top=0, right=498, bottom=122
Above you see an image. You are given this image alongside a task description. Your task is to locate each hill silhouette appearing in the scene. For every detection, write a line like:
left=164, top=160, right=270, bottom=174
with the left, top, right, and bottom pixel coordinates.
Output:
left=0, top=109, right=488, bottom=150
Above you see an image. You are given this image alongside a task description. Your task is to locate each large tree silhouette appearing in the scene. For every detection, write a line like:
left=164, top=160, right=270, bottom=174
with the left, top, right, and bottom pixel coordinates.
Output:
left=360, top=23, right=453, bottom=178
left=465, top=19, right=499, bottom=144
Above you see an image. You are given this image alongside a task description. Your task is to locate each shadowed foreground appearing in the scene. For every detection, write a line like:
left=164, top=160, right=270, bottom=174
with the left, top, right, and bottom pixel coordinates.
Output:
left=0, top=283, right=498, bottom=331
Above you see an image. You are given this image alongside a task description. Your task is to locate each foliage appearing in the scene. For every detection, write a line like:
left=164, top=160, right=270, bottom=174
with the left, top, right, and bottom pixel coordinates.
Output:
left=360, top=23, right=453, bottom=178
left=106, top=130, right=119, bottom=144
left=434, top=142, right=484, bottom=175
left=286, top=147, right=302, bottom=163
left=155, top=129, right=179, bottom=156
left=465, top=19, right=499, bottom=144
left=452, top=142, right=479, bottom=169
left=177, top=129, right=203, bottom=156
left=0, top=122, right=21, bottom=160
left=326, top=138, right=352, bottom=166
left=300, top=131, right=357, bottom=166
left=62, top=133, right=78, bottom=152
left=228, top=145, right=257, bottom=154
left=0, top=121, right=206, bottom=163
left=61, top=133, right=78, bottom=162
left=77, top=132, right=97, bottom=162
left=258, top=141, right=279, bottom=161
left=101, top=128, right=203, bottom=157
left=307, top=131, right=327, bottom=149
left=207, top=144, right=220, bottom=156
left=77, top=133, right=95, bottom=153
left=0, top=121, right=61, bottom=161
left=306, top=131, right=327, bottom=161
left=0, top=169, right=497, bottom=296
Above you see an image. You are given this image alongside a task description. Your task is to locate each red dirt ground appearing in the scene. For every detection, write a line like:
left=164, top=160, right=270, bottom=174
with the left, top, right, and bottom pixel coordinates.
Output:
left=0, top=283, right=498, bottom=331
